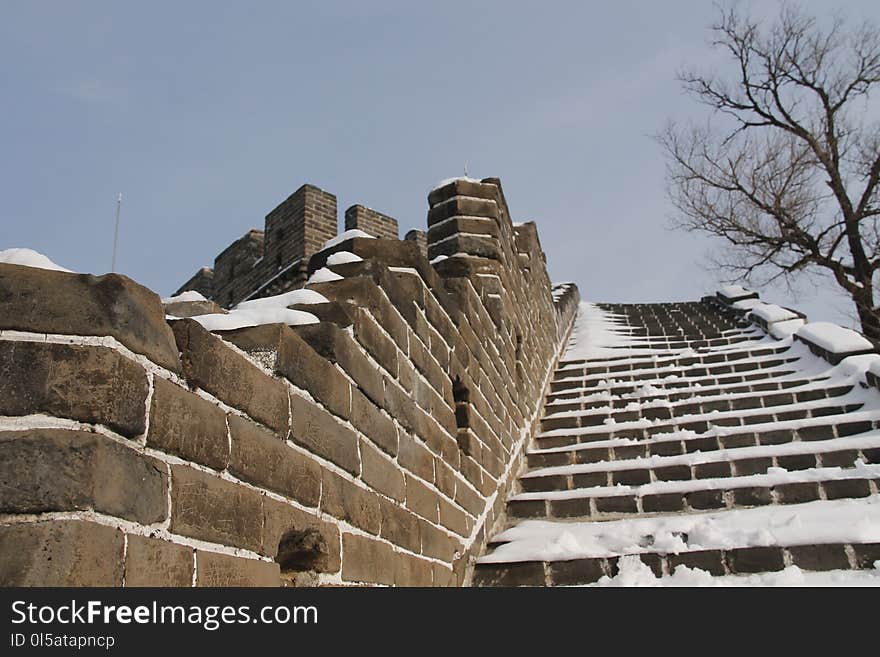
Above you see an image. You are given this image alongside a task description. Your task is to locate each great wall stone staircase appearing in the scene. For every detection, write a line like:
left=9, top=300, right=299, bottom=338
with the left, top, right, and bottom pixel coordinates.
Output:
left=473, top=294, right=880, bottom=585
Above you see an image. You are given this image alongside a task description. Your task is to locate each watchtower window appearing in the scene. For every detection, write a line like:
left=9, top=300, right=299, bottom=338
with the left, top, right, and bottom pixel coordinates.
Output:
left=453, top=375, right=470, bottom=429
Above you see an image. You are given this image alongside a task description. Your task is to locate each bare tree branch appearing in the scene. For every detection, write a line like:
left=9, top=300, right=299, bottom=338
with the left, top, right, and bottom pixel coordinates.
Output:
left=661, top=3, right=880, bottom=339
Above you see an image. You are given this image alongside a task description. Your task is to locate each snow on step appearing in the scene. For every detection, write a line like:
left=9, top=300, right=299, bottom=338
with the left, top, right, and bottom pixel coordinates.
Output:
left=588, top=558, right=880, bottom=587
left=475, top=298, right=880, bottom=586
left=481, top=496, right=880, bottom=563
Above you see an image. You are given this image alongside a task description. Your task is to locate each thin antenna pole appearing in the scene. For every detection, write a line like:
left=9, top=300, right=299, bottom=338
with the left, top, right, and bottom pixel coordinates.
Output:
left=464, top=161, right=469, bottom=177
left=111, top=192, right=122, bottom=272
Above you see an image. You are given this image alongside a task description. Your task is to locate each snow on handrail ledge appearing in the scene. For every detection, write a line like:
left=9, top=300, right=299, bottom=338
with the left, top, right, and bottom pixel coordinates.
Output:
left=794, top=321, right=875, bottom=364
left=716, top=284, right=758, bottom=303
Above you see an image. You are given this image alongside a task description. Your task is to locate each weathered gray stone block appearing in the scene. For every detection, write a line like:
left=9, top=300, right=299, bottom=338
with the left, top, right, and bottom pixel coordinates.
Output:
left=0, top=428, right=167, bottom=524
left=0, top=264, right=181, bottom=371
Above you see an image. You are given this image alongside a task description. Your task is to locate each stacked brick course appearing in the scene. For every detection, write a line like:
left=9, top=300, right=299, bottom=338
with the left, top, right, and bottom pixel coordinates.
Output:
left=344, top=205, right=399, bottom=241
left=0, top=176, right=579, bottom=586
left=176, top=184, right=339, bottom=308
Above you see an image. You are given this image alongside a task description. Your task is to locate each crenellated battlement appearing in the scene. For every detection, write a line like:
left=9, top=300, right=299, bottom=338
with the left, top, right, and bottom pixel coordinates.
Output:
left=0, top=175, right=580, bottom=587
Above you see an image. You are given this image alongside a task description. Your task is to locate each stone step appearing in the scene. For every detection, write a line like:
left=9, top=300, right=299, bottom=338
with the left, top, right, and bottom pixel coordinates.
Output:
left=527, top=420, right=880, bottom=469
left=549, top=357, right=799, bottom=393
left=558, top=334, right=763, bottom=361
left=539, top=385, right=853, bottom=432
left=521, top=443, right=880, bottom=492
left=553, top=345, right=791, bottom=381
left=546, top=368, right=798, bottom=401
left=535, top=403, right=866, bottom=449
left=544, top=377, right=827, bottom=414
left=472, top=542, right=880, bottom=586
left=508, top=470, right=880, bottom=520
left=477, top=298, right=880, bottom=586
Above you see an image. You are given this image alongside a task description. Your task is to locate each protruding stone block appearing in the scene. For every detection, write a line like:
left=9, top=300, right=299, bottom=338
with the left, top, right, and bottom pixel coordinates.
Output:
left=0, top=428, right=167, bottom=524
left=0, top=264, right=182, bottom=372
left=0, top=520, right=125, bottom=586
left=0, top=341, right=149, bottom=437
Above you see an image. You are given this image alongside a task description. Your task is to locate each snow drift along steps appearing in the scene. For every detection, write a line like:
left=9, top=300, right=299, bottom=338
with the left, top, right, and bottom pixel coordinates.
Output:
left=472, top=299, right=880, bottom=586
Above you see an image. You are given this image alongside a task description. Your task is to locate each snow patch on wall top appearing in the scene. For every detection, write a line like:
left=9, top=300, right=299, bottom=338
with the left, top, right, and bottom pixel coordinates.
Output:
left=162, top=290, right=208, bottom=304
left=796, top=321, right=873, bottom=354
left=322, top=230, right=375, bottom=251
left=0, top=248, right=72, bottom=273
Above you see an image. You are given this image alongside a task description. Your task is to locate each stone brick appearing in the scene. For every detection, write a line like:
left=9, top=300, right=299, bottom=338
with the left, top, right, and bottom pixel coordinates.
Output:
left=433, top=563, right=456, bottom=586
left=548, top=498, right=591, bottom=518
left=718, top=433, right=757, bottom=449
left=667, top=550, right=726, bottom=576
left=301, top=325, right=385, bottom=406
left=405, top=474, right=439, bottom=523
left=164, top=298, right=226, bottom=318
left=787, top=544, right=850, bottom=571
left=170, top=465, right=263, bottom=552
left=171, top=319, right=289, bottom=434
left=686, top=490, right=726, bottom=510
left=311, top=277, right=410, bottom=351
left=289, top=392, right=360, bottom=475
left=852, top=543, right=880, bottom=569
left=398, top=432, right=435, bottom=482
left=398, top=357, right=416, bottom=393
left=726, top=546, right=785, bottom=573
left=775, top=482, right=821, bottom=504
left=195, top=551, right=280, bottom=587
left=393, top=552, right=434, bottom=587
left=733, top=486, right=773, bottom=507
left=383, top=377, right=430, bottom=439
left=775, top=453, right=817, bottom=471
left=0, top=520, right=124, bottom=586
left=262, top=496, right=341, bottom=573
left=562, top=465, right=605, bottom=489
left=694, top=461, right=732, bottom=479
left=611, top=468, right=651, bottom=486
left=822, top=478, right=872, bottom=500
left=146, top=376, right=229, bottom=470
left=428, top=195, right=499, bottom=225
left=350, top=388, right=398, bottom=456
left=0, top=428, right=167, bottom=524
left=275, top=326, right=352, bottom=419
left=454, top=477, right=484, bottom=517
left=653, top=464, right=692, bottom=481
left=429, top=216, right=500, bottom=244
left=124, top=535, right=193, bottom=586
left=354, top=310, right=398, bottom=375
left=757, top=428, right=796, bottom=445
left=547, top=558, right=606, bottom=585
left=320, top=469, right=382, bottom=535
left=594, top=495, right=637, bottom=514
left=472, top=562, right=545, bottom=587
left=649, top=441, right=683, bottom=457
left=0, top=341, right=148, bottom=437
left=818, top=450, right=858, bottom=468
left=341, top=533, right=395, bottom=585
left=0, top=264, right=181, bottom=371
left=360, top=439, right=405, bottom=501
left=228, top=415, right=321, bottom=507
left=438, top=497, right=471, bottom=536
left=378, top=498, right=421, bottom=553
left=642, top=493, right=684, bottom=513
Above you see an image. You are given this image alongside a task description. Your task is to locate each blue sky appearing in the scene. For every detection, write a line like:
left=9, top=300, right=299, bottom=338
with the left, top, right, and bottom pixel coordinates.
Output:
left=2, top=1, right=877, bottom=326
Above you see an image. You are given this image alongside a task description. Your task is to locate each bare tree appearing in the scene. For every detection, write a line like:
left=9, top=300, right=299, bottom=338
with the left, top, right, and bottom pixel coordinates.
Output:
left=660, top=3, right=880, bottom=339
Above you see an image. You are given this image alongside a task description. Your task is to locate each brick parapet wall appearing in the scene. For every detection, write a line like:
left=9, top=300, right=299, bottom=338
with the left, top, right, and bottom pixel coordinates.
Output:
left=0, top=176, right=579, bottom=586
left=176, top=184, right=340, bottom=307
left=345, top=205, right=399, bottom=240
